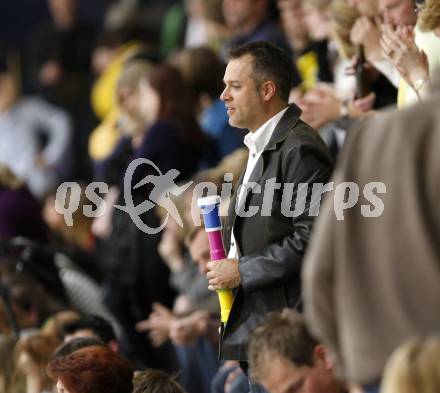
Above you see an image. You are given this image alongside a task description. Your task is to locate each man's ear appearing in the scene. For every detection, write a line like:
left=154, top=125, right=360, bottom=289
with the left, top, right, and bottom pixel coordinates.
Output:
left=313, top=344, right=333, bottom=371
left=109, top=340, right=119, bottom=353
left=260, top=80, right=277, bottom=102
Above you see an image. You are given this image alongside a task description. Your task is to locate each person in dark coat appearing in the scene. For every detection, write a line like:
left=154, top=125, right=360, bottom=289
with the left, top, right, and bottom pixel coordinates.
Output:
left=205, top=41, right=333, bottom=390
left=99, top=64, right=204, bottom=370
left=0, top=165, right=48, bottom=242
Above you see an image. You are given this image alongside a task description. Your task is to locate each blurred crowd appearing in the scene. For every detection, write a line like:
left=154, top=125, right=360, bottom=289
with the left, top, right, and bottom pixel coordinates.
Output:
left=0, top=0, right=440, bottom=392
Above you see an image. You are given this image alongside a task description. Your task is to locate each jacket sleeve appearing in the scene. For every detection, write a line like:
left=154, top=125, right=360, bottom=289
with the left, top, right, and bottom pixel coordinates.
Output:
left=238, top=141, right=333, bottom=293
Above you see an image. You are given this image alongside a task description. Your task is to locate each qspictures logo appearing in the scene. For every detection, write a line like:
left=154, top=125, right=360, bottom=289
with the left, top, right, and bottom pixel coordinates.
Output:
left=54, top=159, right=386, bottom=234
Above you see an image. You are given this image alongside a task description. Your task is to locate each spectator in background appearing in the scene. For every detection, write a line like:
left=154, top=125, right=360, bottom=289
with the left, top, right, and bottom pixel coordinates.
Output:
left=135, top=224, right=220, bottom=393
left=47, top=345, right=133, bottom=393
left=160, top=0, right=230, bottom=58
left=0, top=335, right=17, bottom=393
left=248, top=309, right=346, bottom=393
left=302, top=73, right=440, bottom=393
left=14, top=333, right=61, bottom=393
left=346, top=0, right=412, bottom=110
left=0, top=52, right=71, bottom=200
left=222, top=0, right=294, bottom=60
left=295, top=0, right=374, bottom=132
left=28, top=0, right=95, bottom=107
left=42, top=184, right=102, bottom=283
left=61, top=314, right=118, bottom=352
left=381, top=337, right=440, bottom=393
left=98, top=63, right=204, bottom=370
left=348, top=0, right=379, bottom=18
left=295, top=0, right=397, bottom=150
left=202, top=0, right=232, bottom=52
left=0, top=165, right=48, bottom=242
left=380, top=0, right=417, bottom=29
left=277, top=0, right=335, bottom=100
left=90, top=59, right=151, bottom=173
left=42, top=185, right=94, bottom=252
left=172, top=46, right=245, bottom=159
left=349, top=0, right=385, bottom=64
left=277, top=0, right=310, bottom=58
left=40, top=310, right=80, bottom=341
left=299, top=0, right=335, bottom=87
left=133, top=369, right=185, bottom=393
left=97, top=62, right=205, bottom=188
left=91, top=60, right=152, bottom=241
left=50, top=336, right=106, bottom=359
left=27, top=0, right=96, bottom=181
left=89, top=31, right=154, bottom=163
left=0, top=274, right=65, bottom=336
left=380, top=0, right=440, bottom=104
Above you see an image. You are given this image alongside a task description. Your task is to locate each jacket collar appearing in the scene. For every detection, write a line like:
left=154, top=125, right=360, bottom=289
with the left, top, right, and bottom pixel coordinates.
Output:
left=264, top=103, right=302, bottom=151
left=224, top=103, right=303, bottom=249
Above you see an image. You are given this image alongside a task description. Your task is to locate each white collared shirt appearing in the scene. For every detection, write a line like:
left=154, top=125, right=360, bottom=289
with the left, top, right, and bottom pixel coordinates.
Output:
left=228, top=106, right=288, bottom=259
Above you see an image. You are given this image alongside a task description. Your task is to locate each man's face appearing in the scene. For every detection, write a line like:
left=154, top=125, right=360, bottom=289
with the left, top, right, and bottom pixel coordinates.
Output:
left=379, top=0, right=416, bottom=27
left=189, top=230, right=211, bottom=274
left=220, top=55, right=265, bottom=132
left=259, top=355, right=337, bottom=393
left=48, top=0, right=76, bottom=22
left=347, top=0, right=379, bottom=17
left=223, top=0, right=255, bottom=29
left=278, top=0, right=309, bottom=45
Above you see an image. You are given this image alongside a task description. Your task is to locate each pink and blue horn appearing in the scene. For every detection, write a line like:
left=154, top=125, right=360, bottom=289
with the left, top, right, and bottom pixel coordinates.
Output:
left=197, top=196, right=234, bottom=323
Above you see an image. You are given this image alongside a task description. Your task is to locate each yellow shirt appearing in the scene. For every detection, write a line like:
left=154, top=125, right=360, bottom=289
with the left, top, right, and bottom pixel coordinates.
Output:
left=296, top=51, right=319, bottom=92
left=89, top=42, right=141, bottom=161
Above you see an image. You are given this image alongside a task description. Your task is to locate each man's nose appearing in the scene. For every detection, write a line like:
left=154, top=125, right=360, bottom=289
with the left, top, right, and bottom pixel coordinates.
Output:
left=220, top=87, right=230, bottom=102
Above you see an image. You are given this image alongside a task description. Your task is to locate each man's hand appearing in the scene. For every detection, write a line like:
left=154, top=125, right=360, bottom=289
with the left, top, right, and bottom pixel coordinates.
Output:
left=348, top=92, right=376, bottom=118
left=297, top=84, right=341, bottom=129
left=206, top=258, right=240, bottom=291
left=158, top=228, right=184, bottom=273
left=350, top=16, right=383, bottom=62
left=169, top=310, right=209, bottom=346
left=135, top=303, right=176, bottom=347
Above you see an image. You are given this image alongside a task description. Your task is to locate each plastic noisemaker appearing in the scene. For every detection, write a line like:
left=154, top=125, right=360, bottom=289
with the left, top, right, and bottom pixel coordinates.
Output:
left=197, top=195, right=234, bottom=324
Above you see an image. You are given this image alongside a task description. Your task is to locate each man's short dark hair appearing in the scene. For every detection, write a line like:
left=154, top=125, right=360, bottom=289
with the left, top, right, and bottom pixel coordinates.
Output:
left=133, top=369, right=185, bottom=393
left=62, top=315, right=116, bottom=344
left=248, top=309, right=319, bottom=381
left=228, top=41, right=293, bottom=102
left=51, top=337, right=106, bottom=360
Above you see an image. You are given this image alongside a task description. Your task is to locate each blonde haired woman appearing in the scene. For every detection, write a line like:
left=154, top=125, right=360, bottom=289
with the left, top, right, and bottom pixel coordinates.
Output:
left=381, top=336, right=440, bottom=393
left=14, top=333, right=61, bottom=393
left=380, top=0, right=440, bottom=105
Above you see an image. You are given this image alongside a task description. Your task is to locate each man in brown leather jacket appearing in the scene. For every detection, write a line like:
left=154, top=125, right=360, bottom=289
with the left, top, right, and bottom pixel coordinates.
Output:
left=205, top=41, right=333, bottom=385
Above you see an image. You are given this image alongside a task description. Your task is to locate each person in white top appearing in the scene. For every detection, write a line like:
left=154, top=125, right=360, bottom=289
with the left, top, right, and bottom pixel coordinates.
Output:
left=0, top=58, right=71, bottom=199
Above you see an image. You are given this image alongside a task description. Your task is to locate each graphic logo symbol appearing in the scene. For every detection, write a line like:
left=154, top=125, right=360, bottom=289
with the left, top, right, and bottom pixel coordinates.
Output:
left=115, top=158, right=193, bottom=234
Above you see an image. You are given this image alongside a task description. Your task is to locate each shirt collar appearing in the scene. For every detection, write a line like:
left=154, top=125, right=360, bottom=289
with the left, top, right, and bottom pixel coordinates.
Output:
left=244, top=106, right=288, bottom=155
